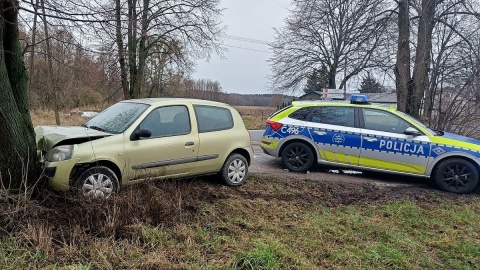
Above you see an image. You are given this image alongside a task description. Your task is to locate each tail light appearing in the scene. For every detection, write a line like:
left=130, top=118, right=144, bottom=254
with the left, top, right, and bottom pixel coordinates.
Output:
left=267, top=120, right=283, bottom=132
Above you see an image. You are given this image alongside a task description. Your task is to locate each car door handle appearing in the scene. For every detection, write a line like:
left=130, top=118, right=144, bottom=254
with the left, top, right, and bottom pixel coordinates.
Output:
left=314, top=131, right=327, bottom=136
left=185, top=141, right=195, bottom=146
left=363, top=137, right=377, bottom=142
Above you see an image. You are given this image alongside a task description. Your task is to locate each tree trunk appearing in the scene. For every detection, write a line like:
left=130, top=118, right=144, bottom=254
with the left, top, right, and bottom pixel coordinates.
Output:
left=134, top=0, right=150, bottom=99
left=115, top=0, right=129, bottom=99
left=0, top=0, right=38, bottom=189
left=127, top=0, right=138, bottom=99
left=394, top=0, right=412, bottom=113
left=40, top=0, right=60, bottom=124
left=28, top=0, right=39, bottom=91
left=412, top=0, right=436, bottom=118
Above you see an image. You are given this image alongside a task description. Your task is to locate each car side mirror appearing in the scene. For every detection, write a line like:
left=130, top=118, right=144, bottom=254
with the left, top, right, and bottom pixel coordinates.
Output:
left=134, top=129, right=152, bottom=140
left=404, top=127, right=422, bottom=136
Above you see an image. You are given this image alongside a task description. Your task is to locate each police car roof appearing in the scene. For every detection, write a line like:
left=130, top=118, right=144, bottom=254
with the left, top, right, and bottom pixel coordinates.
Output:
left=292, top=100, right=392, bottom=108
left=291, top=100, right=396, bottom=110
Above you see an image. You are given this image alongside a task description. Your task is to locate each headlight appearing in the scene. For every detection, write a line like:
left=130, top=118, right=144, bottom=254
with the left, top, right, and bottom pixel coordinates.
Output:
left=45, top=145, right=74, bottom=162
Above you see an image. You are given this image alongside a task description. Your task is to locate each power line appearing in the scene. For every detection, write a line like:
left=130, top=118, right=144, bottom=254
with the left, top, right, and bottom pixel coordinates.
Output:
left=223, top=34, right=272, bottom=46
left=224, top=44, right=271, bottom=53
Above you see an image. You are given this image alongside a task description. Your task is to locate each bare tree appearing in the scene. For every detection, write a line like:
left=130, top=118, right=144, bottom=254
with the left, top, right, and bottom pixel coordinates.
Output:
left=270, top=0, right=392, bottom=92
left=395, top=0, right=480, bottom=118
left=0, top=0, right=38, bottom=188
left=112, top=0, right=223, bottom=99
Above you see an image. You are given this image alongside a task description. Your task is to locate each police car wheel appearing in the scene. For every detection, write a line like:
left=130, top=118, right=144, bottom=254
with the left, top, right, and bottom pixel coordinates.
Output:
left=434, top=158, right=479, bottom=194
left=281, top=142, right=314, bottom=172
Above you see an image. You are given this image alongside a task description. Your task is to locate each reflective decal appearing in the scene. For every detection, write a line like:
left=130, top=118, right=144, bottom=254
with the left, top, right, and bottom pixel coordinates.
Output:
left=433, top=147, right=446, bottom=155
left=280, top=126, right=305, bottom=135
left=379, top=140, right=425, bottom=155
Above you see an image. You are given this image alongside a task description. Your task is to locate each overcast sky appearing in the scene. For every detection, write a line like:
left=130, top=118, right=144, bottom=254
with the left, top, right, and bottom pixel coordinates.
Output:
left=192, top=0, right=292, bottom=95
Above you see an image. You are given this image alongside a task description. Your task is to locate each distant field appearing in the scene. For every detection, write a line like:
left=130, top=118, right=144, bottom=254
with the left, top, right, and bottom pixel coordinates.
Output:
left=234, top=106, right=277, bottom=129
left=30, top=105, right=276, bottom=130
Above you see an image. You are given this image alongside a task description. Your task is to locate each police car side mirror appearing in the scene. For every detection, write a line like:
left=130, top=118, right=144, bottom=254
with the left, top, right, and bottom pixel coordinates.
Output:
left=404, top=127, right=422, bottom=136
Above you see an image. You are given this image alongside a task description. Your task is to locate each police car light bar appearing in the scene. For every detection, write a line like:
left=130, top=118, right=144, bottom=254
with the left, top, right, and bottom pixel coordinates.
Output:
left=350, top=94, right=370, bottom=104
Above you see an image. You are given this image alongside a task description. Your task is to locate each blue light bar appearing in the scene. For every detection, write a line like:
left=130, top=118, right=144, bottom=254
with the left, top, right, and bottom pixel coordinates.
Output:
left=350, top=94, right=369, bottom=104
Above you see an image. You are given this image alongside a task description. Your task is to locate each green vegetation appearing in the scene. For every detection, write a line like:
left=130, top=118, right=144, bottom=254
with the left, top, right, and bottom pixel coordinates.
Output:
left=1, top=175, right=479, bottom=269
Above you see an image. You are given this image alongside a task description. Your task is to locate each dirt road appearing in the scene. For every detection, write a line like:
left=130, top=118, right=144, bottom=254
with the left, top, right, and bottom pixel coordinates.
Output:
left=249, top=145, right=435, bottom=190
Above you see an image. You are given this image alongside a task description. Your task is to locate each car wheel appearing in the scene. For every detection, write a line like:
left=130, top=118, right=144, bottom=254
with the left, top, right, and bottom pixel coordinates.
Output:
left=220, top=154, right=248, bottom=186
left=434, top=158, right=479, bottom=194
left=281, top=142, right=314, bottom=172
left=75, top=166, right=119, bottom=198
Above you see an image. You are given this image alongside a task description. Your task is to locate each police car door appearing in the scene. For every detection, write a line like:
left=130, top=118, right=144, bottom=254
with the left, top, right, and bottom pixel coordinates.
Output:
left=358, top=108, right=431, bottom=174
left=305, top=106, right=362, bottom=165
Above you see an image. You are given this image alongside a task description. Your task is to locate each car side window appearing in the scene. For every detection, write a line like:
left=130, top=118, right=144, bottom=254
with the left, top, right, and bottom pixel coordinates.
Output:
left=194, top=105, right=233, bottom=133
left=362, top=109, right=411, bottom=134
left=307, top=106, right=355, bottom=127
left=139, top=105, right=190, bottom=137
left=289, top=107, right=312, bottom=120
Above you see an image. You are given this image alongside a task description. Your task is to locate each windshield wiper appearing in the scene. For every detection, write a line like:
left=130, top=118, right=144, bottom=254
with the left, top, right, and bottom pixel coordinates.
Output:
left=88, top=125, right=107, bottom=132
left=81, top=123, right=88, bottom=128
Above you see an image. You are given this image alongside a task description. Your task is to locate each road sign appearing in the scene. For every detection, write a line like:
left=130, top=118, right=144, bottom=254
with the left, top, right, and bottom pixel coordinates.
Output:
left=322, top=88, right=345, bottom=99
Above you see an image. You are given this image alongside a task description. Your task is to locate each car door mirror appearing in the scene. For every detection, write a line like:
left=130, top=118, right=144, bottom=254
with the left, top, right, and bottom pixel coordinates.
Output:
left=404, top=127, right=422, bottom=136
left=134, top=129, right=152, bottom=140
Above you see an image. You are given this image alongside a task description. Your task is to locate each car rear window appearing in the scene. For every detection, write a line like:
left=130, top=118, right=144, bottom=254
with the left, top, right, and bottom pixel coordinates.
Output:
left=194, top=105, right=234, bottom=133
left=270, top=105, right=292, bottom=118
left=289, top=107, right=312, bottom=120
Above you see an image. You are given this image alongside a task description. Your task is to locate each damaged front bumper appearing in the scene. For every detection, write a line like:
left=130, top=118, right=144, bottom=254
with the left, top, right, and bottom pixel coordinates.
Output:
left=41, top=159, right=78, bottom=191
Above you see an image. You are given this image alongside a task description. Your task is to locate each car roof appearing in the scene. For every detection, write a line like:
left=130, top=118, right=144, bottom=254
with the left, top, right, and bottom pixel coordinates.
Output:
left=291, top=100, right=396, bottom=111
left=121, top=98, right=230, bottom=107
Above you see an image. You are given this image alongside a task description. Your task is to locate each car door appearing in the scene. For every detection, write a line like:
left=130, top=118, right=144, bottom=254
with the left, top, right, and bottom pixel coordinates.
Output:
left=358, top=108, right=431, bottom=174
left=304, top=106, right=362, bottom=166
left=190, top=105, right=236, bottom=175
left=124, top=104, right=199, bottom=181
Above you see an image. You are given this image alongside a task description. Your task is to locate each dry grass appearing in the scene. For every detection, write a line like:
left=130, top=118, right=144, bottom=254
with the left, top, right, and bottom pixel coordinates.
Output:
left=234, top=106, right=277, bottom=130
left=30, top=109, right=97, bottom=127
left=1, top=175, right=480, bottom=269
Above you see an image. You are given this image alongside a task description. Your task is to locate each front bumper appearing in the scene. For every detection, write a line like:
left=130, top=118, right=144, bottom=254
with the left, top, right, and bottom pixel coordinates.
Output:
left=43, top=158, right=78, bottom=191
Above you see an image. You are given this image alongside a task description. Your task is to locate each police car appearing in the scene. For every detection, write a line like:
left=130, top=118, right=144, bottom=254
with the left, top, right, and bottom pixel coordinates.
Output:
left=261, top=95, right=480, bottom=194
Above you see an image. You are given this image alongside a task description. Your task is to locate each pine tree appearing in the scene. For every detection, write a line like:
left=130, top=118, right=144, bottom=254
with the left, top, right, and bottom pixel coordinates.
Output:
left=359, top=73, right=383, bottom=93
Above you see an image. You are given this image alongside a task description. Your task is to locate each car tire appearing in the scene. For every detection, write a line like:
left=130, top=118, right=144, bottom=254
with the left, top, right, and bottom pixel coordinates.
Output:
left=74, top=166, right=119, bottom=198
left=281, top=142, right=314, bottom=172
left=220, top=154, right=249, bottom=186
left=433, top=158, right=479, bottom=194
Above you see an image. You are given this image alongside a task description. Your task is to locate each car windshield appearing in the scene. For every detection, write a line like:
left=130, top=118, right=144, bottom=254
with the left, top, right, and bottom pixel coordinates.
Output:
left=84, top=102, right=149, bottom=134
left=395, top=111, right=437, bottom=135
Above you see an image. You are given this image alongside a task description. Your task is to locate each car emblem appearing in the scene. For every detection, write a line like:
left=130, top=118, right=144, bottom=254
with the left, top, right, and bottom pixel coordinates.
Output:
left=332, top=134, right=345, bottom=144
left=433, top=147, right=446, bottom=155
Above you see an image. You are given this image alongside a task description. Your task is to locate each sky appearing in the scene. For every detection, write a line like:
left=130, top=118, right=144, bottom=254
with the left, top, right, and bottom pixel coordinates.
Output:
left=192, top=0, right=292, bottom=95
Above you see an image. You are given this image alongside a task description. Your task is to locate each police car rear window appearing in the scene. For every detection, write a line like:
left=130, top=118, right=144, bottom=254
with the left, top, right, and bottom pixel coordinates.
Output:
left=289, top=107, right=312, bottom=120
left=270, top=105, right=292, bottom=118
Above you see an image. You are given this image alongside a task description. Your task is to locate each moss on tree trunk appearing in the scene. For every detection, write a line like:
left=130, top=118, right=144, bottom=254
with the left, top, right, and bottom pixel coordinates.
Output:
left=0, top=0, right=38, bottom=189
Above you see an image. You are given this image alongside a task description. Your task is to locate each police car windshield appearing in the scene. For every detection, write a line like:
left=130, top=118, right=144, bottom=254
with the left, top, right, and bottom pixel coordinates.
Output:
left=396, top=111, right=437, bottom=135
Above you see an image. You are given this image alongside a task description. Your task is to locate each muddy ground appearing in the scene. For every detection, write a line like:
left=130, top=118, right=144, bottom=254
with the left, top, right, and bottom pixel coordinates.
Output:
left=249, top=145, right=480, bottom=205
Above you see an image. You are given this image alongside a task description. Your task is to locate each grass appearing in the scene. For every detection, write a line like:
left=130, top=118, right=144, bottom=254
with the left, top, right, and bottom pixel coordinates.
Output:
left=234, top=106, right=277, bottom=130
left=1, top=174, right=480, bottom=269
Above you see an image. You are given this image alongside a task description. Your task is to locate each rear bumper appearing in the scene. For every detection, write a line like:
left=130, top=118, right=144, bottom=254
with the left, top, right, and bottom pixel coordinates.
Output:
left=260, top=138, right=280, bottom=157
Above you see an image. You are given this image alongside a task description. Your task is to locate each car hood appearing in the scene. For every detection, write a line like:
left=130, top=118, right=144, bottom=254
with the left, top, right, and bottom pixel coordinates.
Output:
left=35, top=126, right=112, bottom=151
left=442, top=132, right=480, bottom=146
